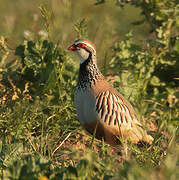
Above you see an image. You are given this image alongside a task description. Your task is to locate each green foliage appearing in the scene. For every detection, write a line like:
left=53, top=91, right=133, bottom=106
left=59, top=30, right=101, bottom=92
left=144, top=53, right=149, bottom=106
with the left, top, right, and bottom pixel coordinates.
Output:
left=3, top=146, right=179, bottom=180
left=98, top=0, right=179, bottom=33
left=15, top=40, right=59, bottom=77
left=0, top=36, right=11, bottom=68
left=110, top=31, right=178, bottom=125
left=74, top=19, right=88, bottom=39
left=39, top=4, right=54, bottom=39
left=0, top=37, right=79, bottom=179
left=6, top=155, right=53, bottom=180
left=13, top=38, right=77, bottom=105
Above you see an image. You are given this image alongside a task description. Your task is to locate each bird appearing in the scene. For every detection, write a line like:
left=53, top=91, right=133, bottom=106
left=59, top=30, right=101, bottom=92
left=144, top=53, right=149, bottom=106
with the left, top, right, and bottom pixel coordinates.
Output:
left=67, top=39, right=153, bottom=146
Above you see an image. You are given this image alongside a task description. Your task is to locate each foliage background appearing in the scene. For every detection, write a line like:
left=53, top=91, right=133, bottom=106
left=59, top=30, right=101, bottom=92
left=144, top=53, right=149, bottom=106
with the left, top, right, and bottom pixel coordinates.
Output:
left=0, top=0, right=178, bottom=179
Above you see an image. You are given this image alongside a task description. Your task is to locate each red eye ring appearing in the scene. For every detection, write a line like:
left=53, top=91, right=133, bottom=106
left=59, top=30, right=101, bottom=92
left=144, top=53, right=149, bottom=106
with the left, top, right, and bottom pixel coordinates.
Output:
left=77, top=43, right=85, bottom=48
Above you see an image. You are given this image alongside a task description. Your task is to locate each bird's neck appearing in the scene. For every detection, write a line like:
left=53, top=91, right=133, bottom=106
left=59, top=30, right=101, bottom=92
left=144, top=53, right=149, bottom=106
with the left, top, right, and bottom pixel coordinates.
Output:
left=77, top=54, right=104, bottom=90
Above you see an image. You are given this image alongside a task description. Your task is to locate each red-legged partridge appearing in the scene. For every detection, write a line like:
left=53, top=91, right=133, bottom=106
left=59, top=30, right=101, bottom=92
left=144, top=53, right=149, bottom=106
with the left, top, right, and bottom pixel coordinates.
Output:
left=68, top=39, right=153, bottom=146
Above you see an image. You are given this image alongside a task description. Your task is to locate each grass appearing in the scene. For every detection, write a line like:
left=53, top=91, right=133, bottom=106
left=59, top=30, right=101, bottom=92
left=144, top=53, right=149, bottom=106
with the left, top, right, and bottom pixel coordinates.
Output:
left=0, top=0, right=179, bottom=179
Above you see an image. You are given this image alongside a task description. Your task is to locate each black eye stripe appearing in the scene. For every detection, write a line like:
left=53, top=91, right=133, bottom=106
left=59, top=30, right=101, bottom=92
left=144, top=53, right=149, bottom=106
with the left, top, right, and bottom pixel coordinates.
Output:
left=73, top=44, right=81, bottom=49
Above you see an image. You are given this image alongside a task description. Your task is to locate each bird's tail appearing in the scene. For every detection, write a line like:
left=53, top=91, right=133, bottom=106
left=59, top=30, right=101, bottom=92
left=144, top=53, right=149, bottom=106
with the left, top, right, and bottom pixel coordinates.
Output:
left=121, top=123, right=154, bottom=145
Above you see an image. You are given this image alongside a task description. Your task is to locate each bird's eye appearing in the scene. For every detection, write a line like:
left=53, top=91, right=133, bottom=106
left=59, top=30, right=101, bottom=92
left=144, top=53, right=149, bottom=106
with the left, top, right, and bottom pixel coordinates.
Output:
left=77, top=43, right=85, bottom=48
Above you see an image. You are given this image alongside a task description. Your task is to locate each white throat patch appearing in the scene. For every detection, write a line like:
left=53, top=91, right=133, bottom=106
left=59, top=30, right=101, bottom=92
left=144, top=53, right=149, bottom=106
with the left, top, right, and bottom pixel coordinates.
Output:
left=75, top=48, right=90, bottom=64
left=73, top=40, right=96, bottom=64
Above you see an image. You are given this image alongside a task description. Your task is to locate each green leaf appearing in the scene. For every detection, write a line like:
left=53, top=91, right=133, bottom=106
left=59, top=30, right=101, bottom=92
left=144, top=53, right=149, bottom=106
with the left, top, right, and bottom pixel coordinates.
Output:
left=150, top=76, right=161, bottom=86
left=15, top=45, right=25, bottom=59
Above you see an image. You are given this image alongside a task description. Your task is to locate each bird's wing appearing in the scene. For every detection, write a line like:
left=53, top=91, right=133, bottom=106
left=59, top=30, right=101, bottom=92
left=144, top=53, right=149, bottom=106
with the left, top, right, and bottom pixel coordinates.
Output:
left=95, top=90, right=139, bottom=129
left=95, top=90, right=153, bottom=144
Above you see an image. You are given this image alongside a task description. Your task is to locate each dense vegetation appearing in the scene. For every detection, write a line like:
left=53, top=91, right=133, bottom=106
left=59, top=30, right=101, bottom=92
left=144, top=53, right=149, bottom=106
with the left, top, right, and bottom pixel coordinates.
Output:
left=0, top=0, right=178, bottom=179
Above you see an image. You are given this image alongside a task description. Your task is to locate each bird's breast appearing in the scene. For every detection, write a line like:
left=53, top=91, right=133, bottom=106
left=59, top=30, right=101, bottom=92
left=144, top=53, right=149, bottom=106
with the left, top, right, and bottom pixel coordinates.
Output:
left=75, top=88, right=97, bottom=124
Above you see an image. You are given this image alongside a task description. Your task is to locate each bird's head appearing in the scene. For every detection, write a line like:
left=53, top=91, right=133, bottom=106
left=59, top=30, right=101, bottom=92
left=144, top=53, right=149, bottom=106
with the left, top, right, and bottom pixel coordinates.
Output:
left=67, top=39, right=96, bottom=64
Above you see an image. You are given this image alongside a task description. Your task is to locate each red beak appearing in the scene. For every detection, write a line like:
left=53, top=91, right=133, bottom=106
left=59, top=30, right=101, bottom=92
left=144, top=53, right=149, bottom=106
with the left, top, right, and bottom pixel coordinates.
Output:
left=67, top=44, right=77, bottom=51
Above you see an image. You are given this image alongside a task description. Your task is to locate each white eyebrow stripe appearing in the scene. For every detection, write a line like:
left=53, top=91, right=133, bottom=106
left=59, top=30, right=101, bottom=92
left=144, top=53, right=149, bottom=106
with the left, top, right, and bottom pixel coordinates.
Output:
left=75, top=41, right=95, bottom=52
